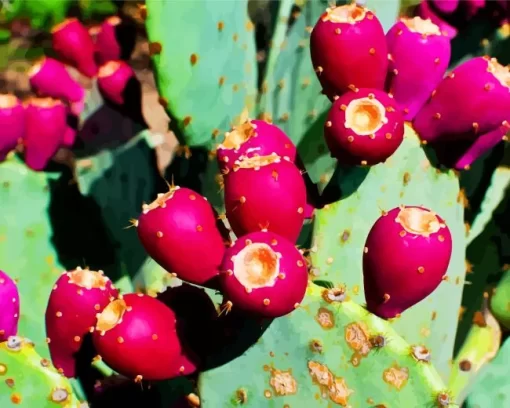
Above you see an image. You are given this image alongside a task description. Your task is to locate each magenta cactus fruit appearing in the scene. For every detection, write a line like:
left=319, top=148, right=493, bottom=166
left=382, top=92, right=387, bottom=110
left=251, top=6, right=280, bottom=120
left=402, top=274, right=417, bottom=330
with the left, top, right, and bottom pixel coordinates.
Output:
left=220, top=231, right=308, bottom=317
left=417, top=0, right=458, bottom=39
left=386, top=17, right=451, bottom=121
left=430, top=0, right=459, bottom=14
left=413, top=57, right=510, bottom=167
left=0, top=270, right=20, bottom=342
left=323, top=88, right=404, bottom=166
left=97, top=60, right=135, bottom=105
left=216, top=117, right=296, bottom=173
left=51, top=18, right=98, bottom=78
left=95, top=16, right=123, bottom=65
left=28, top=57, right=85, bottom=105
left=0, top=94, right=25, bottom=161
left=224, top=154, right=306, bottom=243
left=45, top=268, right=118, bottom=377
left=362, top=205, right=453, bottom=319
left=310, top=3, right=388, bottom=99
left=92, top=293, right=195, bottom=381
left=136, top=185, right=226, bottom=286
left=23, top=97, right=67, bottom=171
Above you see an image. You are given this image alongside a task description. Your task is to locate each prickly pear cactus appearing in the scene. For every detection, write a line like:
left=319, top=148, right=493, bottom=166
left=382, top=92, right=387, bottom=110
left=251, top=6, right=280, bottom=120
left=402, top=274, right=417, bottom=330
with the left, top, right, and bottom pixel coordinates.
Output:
left=0, top=155, right=67, bottom=357
left=199, top=284, right=455, bottom=407
left=310, top=124, right=465, bottom=379
left=0, top=336, right=82, bottom=407
left=145, top=0, right=258, bottom=148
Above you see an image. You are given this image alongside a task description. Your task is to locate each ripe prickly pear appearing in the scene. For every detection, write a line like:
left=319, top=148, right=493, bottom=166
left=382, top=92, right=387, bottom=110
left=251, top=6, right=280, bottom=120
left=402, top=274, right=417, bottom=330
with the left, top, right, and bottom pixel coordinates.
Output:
left=28, top=57, right=85, bottom=108
left=416, top=0, right=458, bottom=39
left=430, top=0, right=459, bottom=13
left=97, top=60, right=135, bottom=105
left=0, top=270, right=20, bottom=342
left=136, top=186, right=226, bottom=286
left=386, top=17, right=451, bottom=121
left=51, top=18, right=98, bottom=78
left=0, top=94, right=24, bottom=161
left=224, top=154, right=306, bottom=243
left=23, top=97, right=67, bottom=171
left=324, top=88, right=404, bottom=166
left=310, top=4, right=388, bottom=99
left=413, top=56, right=510, bottom=168
left=92, top=294, right=196, bottom=381
left=362, top=206, right=452, bottom=319
left=95, top=17, right=123, bottom=65
left=220, top=231, right=309, bottom=317
left=216, top=118, right=296, bottom=173
left=45, top=268, right=118, bottom=377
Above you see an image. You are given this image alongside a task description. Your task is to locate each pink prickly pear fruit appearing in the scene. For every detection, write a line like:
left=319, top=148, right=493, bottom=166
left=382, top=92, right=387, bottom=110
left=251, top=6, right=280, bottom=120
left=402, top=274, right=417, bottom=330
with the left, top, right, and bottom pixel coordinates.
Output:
left=0, top=94, right=25, bottom=161
left=310, top=3, right=388, bottom=99
left=62, top=114, right=78, bottom=148
left=92, top=293, right=195, bottom=381
left=51, top=18, right=98, bottom=78
left=97, top=60, right=135, bottom=105
left=324, top=88, right=404, bottom=166
left=417, top=0, right=458, bottom=39
left=45, top=267, right=118, bottom=377
left=23, top=97, right=67, bottom=171
left=386, top=17, right=451, bottom=121
left=430, top=0, right=459, bottom=14
left=413, top=57, right=510, bottom=154
left=216, top=115, right=296, bottom=173
left=136, top=186, right=226, bottom=286
left=0, top=270, right=20, bottom=342
left=95, top=16, right=123, bottom=65
left=224, top=154, right=306, bottom=243
left=28, top=57, right=85, bottom=104
left=362, top=206, right=452, bottom=319
left=220, top=231, right=309, bottom=318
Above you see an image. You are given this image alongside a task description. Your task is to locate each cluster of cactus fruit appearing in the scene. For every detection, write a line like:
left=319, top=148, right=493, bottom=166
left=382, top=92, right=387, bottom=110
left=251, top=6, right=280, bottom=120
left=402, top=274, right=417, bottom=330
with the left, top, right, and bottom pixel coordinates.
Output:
left=1, top=0, right=510, bottom=406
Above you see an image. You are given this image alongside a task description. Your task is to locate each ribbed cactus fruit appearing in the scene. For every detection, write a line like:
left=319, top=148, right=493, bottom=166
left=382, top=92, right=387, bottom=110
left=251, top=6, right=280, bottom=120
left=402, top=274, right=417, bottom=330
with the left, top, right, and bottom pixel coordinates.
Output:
left=310, top=3, right=388, bottom=99
left=45, top=268, right=119, bottom=378
left=0, top=270, right=20, bottom=342
left=0, top=336, right=82, bottom=407
left=0, top=94, right=24, bottom=162
left=199, top=283, right=455, bottom=407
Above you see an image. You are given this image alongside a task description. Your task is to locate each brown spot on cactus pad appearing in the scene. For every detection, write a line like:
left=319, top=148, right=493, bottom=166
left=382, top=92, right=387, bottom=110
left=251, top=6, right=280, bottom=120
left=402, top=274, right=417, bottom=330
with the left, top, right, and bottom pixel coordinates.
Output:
left=344, top=322, right=372, bottom=356
left=315, top=307, right=335, bottom=329
left=268, top=369, right=297, bottom=396
left=382, top=365, right=409, bottom=390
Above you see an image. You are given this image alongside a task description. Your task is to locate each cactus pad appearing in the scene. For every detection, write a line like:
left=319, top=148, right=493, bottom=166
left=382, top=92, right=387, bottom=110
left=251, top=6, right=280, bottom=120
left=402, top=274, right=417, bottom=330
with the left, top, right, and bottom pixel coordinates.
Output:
left=199, top=283, right=455, bottom=407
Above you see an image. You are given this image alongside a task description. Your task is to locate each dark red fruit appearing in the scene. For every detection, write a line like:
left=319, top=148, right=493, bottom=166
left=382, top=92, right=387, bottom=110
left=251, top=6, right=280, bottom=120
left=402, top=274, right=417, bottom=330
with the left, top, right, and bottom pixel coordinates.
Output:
left=97, top=60, right=136, bottom=105
left=45, top=268, right=118, bottom=377
left=92, top=293, right=196, bottom=380
left=28, top=57, right=85, bottom=105
left=51, top=18, right=98, bottom=78
left=136, top=186, right=226, bottom=286
left=386, top=17, right=451, bottom=121
left=216, top=117, right=296, bottom=173
left=0, top=270, right=20, bottom=342
left=224, top=154, right=306, bottom=243
left=23, top=97, right=67, bottom=171
left=310, top=4, right=388, bottom=99
left=363, top=206, right=452, bottom=319
left=324, top=88, right=404, bottom=166
left=220, top=231, right=309, bottom=317
left=0, top=94, right=25, bottom=161
left=95, top=16, right=123, bottom=65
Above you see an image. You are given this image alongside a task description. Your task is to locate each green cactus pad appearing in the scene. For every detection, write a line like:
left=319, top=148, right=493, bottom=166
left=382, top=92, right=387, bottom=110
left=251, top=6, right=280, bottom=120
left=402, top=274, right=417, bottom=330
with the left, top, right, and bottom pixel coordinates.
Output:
left=0, top=155, right=67, bottom=358
left=145, top=0, right=258, bottom=148
left=199, top=283, right=455, bottom=407
left=309, top=124, right=465, bottom=379
left=74, top=131, right=172, bottom=293
left=449, top=305, right=501, bottom=405
left=490, top=269, right=510, bottom=330
left=465, top=336, right=510, bottom=408
left=0, top=336, right=82, bottom=407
